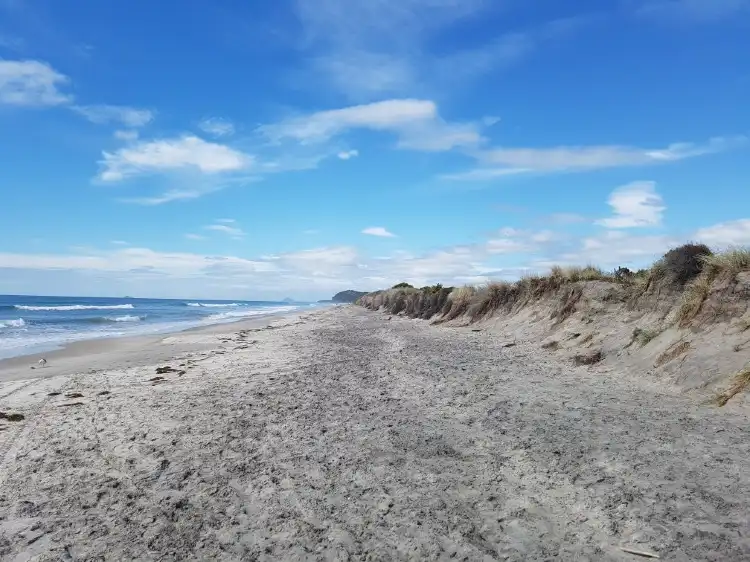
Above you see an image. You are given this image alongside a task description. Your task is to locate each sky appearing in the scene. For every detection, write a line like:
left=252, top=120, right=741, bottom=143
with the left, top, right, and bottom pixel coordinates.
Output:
left=1, top=0, right=749, bottom=301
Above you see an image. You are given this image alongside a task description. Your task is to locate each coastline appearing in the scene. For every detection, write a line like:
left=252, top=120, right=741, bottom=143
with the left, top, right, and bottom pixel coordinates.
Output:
left=0, top=307, right=331, bottom=382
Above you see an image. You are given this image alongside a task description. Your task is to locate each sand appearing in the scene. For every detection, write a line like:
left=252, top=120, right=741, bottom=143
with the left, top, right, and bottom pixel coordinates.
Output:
left=1, top=306, right=749, bottom=561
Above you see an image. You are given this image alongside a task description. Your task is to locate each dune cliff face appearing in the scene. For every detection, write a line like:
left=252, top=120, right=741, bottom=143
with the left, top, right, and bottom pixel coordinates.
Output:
left=331, top=290, right=368, bottom=303
left=357, top=245, right=750, bottom=405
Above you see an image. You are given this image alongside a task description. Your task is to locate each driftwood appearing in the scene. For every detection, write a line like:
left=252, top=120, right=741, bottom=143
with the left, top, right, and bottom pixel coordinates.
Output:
left=620, top=546, right=660, bottom=559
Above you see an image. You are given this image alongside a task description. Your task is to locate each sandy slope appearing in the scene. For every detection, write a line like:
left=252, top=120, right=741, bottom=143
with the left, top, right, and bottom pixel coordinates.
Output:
left=1, top=307, right=749, bottom=561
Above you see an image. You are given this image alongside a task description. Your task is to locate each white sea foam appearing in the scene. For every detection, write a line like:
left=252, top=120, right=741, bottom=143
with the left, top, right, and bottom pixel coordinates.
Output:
left=15, top=304, right=135, bottom=311
left=205, top=306, right=298, bottom=322
left=105, top=315, right=143, bottom=322
left=0, top=318, right=26, bottom=328
left=186, top=302, right=241, bottom=308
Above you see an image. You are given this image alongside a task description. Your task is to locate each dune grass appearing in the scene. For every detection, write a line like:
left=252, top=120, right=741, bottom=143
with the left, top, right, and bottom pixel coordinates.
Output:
left=676, top=248, right=750, bottom=326
left=357, top=244, right=750, bottom=328
left=716, top=364, right=750, bottom=407
left=632, top=327, right=662, bottom=347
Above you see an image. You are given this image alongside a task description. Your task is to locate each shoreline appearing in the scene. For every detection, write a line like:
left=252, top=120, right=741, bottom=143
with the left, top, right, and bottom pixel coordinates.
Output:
left=0, top=307, right=333, bottom=382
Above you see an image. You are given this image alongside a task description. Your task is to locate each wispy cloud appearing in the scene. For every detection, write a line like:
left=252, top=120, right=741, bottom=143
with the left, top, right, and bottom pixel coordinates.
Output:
left=596, top=181, right=666, bottom=228
left=260, top=99, right=436, bottom=143
left=121, top=189, right=214, bottom=206
left=293, top=1, right=594, bottom=99
left=199, top=117, right=235, bottom=137
left=260, top=98, right=483, bottom=152
left=362, top=227, right=397, bottom=238
left=545, top=213, right=589, bottom=225
left=0, top=59, right=72, bottom=106
left=185, top=233, right=206, bottom=241
left=447, top=136, right=746, bottom=179
left=110, top=240, right=129, bottom=246
left=99, top=135, right=252, bottom=182
left=114, top=130, right=139, bottom=141
left=337, top=149, right=359, bottom=160
left=72, top=104, right=154, bottom=127
left=441, top=167, right=531, bottom=181
left=694, top=219, right=750, bottom=247
left=204, top=222, right=246, bottom=238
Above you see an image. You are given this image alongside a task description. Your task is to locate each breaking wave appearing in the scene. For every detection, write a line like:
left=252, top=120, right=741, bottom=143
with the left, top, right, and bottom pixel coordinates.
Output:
left=15, top=304, right=135, bottom=312
left=185, top=302, right=241, bottom=308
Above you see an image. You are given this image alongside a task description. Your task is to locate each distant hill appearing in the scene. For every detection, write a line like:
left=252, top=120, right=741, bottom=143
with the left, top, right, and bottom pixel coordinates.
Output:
left=331, top=290, right=368, bottom=303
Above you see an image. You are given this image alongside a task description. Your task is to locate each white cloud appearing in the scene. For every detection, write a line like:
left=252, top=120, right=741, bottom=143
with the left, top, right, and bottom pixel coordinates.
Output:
left=303, top=229, right=320, bottom=235
left=0, top=247, right=276, bottom=277
left=441, top=167, right=532, bottom=181
left=396, top=120, right=484, bottom=151
left=121, top=189, right=209, bottom=206
left=362, top=227, right=397, bottom=238
left=337, top=149, right=359, bottom=160
left=110, top=240, right=129, bottom=246
left=694, top=219, right=750, bottom=247
left=260, top=98, right=483, bottom=154
left=199, top=117, right=235, bottom=137
left=114, top=130, right=139, bottom=141
left=260, top=99, right=436, bottom=143
left=0, top=59, right=72, bottom=106
left=216, top=218, right=236, bottom=224
left=486, top=238, right=531, bottom=254
left=279, top=246, right=359, bottom=267
left=72, top=104, right=154, bottom=127
left=6, top=218, right=745, bottom=299
left=483, top=137, right=741, bottom=171
left=450, top=136, right=745, bottom=179
left=530, top=230, right=557, bottom=243
left=596, top=181, right=666, bottom=228
left=99, top=135, right=251, bottom=182
left=549, top=230, right=679, bottom=269
left=204, top=223, right=246, bottom=238
left=185, top=233, right=206, bottom=241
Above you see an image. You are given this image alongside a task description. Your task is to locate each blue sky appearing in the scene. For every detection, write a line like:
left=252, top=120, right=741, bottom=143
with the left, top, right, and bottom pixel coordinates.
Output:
left=1, top=0, right=749, bottom=300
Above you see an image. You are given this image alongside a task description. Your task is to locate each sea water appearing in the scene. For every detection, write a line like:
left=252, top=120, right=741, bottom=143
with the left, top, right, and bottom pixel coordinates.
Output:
left=0, top=294, right=317, bottom=359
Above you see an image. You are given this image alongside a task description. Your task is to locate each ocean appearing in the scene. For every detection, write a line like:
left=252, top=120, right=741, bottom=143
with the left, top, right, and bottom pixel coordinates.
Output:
left=0, top=294, right=319, bottom=360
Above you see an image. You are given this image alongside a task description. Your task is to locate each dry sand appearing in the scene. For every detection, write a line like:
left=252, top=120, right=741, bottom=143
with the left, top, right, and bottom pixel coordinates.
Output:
left=1, top=306, right=749, bottom=561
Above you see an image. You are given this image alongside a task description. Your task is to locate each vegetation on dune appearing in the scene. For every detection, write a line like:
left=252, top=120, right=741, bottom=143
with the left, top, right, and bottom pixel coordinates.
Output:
left=716, top=365, right=750, bottom=407
left=676, top=247, right=750, bottom=326
left=357, top=244, right=750, bottom=330
left=356, top=242, right=750, bottom=403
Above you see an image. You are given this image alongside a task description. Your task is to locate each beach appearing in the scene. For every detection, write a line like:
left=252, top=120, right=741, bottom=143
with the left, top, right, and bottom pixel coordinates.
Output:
left=1, top=306, right=749, bottom=560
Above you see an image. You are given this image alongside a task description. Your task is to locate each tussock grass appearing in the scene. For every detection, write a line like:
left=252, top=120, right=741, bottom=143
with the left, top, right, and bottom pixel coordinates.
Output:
left=631, top=327, right=661, bottom=347
left=716, top=365, right=750, bottom=407
left=355, top=243, right=750, bottom=327
left=468, top=282, right=515, bottom=321
left=676, top=248, right=750, bottom=326
left=553, top=265, right=610, bottom=282
left=437, top=286, right=475, bottom=323
left=654, top=340, right=690, bottom=367
left=702, top=248, right=750, bottom=277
